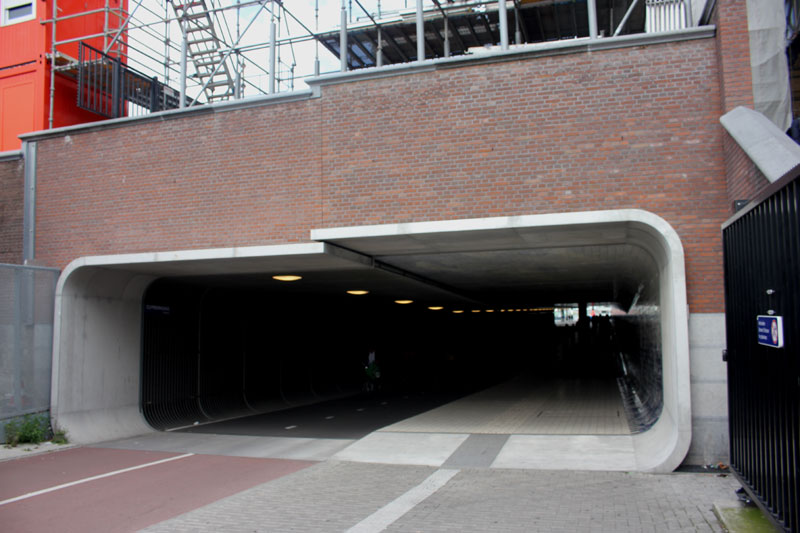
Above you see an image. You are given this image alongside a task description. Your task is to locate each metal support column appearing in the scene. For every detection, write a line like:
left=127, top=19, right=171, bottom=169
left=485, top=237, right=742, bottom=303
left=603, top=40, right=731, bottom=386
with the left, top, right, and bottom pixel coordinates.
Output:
left=377, top=27, right=384, bottom=67
left=48, top=0, right=57, bottom=129
left=499, top=0, right=509, bottom=49
left=22, top=141, right=36, bottom=263
left=587, top=0, right=598, bottom=39
left=416, top=0, right=424, bottom=61
left=269, top=16, right=277, bottom=93
left=444, top=17, right=450, bottom=57
left=340, top=0, right=348, bottom=72
left=179, top=26, right=187, bottom=108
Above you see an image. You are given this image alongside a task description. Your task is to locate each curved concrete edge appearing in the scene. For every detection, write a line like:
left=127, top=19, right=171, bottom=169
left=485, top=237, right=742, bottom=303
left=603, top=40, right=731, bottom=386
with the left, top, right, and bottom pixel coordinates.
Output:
left=720, top=106, right=800, bottom=184
left=314, top=208, right=693, bottom=472
left=51, top=264, right=156, bottom=444
left=50, top=211, right=692, bottom=470
left=51, top=242, right=329, bottom=444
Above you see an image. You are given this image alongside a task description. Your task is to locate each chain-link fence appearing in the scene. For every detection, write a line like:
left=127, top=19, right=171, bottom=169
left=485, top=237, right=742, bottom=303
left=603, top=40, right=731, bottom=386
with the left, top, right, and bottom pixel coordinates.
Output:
left=0, top=264, right=60, bottom=442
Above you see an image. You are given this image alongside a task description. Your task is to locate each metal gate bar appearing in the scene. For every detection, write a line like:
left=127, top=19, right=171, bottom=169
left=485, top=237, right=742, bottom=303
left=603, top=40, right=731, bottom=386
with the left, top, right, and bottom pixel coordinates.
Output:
left=723, top=175, right=800, bottom=533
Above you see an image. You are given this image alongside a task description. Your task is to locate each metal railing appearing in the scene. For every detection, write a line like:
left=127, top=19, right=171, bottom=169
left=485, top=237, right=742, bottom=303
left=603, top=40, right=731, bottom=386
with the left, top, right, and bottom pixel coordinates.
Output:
left=0, top=264, right=60, bottom=442
left=723, top=175, right=800, bottom=533
left=78, top=42, right=184, bottom=119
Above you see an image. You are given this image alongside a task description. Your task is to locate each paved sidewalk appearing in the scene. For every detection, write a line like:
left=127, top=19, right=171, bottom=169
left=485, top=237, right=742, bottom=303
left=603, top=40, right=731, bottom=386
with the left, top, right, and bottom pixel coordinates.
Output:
left=142, top=461, right=740, bottom=532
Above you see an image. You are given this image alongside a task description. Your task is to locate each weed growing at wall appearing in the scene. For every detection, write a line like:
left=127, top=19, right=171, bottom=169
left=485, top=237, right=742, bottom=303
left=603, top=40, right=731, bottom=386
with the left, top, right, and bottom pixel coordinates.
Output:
left=4, top=413, right=49, bottom=446
left=2, top=413, right=68, bottom=447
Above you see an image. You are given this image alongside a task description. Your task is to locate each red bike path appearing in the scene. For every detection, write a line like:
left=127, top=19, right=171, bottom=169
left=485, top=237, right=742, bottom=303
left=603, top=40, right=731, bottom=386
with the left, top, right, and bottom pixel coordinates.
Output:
left=0, top=447, right=314, bottom=532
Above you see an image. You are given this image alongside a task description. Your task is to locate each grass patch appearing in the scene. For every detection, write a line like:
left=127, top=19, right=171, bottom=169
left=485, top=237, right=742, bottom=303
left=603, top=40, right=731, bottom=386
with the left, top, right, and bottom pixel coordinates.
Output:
left=3, top=413, right=69, bottom=447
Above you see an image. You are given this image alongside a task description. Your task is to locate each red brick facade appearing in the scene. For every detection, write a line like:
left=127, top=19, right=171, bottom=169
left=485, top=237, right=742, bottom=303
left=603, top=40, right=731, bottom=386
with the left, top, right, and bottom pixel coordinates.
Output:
left=31, top=36, right=731, bottom=313
left=714, top=0, right=767, bottom=211
left=724, top=132, right=771, bottom=205
left=0, top=156, right=24, bottom=264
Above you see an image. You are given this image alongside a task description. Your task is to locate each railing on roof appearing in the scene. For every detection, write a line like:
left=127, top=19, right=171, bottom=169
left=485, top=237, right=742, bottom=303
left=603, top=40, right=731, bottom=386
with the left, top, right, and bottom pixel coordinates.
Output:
left=77, top=42, right=187, bottom=119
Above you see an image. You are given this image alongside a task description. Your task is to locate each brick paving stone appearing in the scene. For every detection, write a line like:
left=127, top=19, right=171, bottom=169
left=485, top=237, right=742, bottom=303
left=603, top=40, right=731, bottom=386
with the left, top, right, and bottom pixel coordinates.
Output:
left=384, top=469, right=740, bottom=533
left=141, top=460, right=435, bottom=533
left=141, top=461, right=739, bottom=533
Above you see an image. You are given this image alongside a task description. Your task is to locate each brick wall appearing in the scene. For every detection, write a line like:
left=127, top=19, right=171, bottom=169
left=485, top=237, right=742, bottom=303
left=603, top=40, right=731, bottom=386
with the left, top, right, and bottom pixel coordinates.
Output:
left=33, top=36, right=729, bottom=313
left=0, top=156, right=24, bottom=264
left=714, top=0, right=767, bottom=212
left=713, top=0, right=754, bottom=113
left=723, top=131, right=771, bottom=206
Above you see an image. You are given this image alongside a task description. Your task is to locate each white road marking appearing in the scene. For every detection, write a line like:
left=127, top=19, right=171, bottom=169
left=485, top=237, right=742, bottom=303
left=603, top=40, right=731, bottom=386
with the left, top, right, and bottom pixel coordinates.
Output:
left=0, top=452, right=194, bottom=506
left=345, top=468, right=459, bottom=533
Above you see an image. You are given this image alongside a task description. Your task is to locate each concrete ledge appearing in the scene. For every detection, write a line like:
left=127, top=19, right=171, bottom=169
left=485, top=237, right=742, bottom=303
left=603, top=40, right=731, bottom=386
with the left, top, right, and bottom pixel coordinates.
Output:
left=0, top=150, right=22, bottom=162
left=307, top=27, right=716, bottom=88
left=720, top=106, right=800, bottom=183
left=19, top=89, right=317, bottom=143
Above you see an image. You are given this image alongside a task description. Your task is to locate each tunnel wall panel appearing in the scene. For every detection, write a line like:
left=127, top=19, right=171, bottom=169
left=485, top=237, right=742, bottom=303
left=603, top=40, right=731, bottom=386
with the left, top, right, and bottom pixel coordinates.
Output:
left=616, top=271, right=663, bottom=432
left=52, top=265, right=154, bottom=443
left=685, top=312, right=729, bottom=466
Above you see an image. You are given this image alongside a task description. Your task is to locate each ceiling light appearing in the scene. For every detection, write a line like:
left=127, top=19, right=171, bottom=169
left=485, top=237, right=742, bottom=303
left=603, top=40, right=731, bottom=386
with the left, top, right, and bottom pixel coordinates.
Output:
left=395, top=300, right=413, bottom=305
left=486, top=309, right=494, bottom=313
left=347, top=290, right=369, bottom=295
left=273, top=275, right=302, bottom=282
left=471, top=310, right=481, bottom=313
left=452, top=310, right=464, bottom=314
left=428, top=306, right=444, bottom=310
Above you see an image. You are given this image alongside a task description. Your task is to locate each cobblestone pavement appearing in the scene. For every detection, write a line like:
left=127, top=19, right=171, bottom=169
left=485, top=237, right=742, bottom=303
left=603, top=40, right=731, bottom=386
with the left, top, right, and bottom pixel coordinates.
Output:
left=141, top=461, right=740, bottom=532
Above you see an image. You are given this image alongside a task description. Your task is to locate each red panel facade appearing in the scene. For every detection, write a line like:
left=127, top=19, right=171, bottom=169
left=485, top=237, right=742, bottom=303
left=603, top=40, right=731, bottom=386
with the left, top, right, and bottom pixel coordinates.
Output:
left=0, top=0, right=125, bottom=150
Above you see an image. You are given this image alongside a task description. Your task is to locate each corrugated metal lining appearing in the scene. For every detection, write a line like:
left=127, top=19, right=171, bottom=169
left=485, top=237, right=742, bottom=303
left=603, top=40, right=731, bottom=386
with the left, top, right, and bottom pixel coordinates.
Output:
left=645, top=0, right=688, bottom=32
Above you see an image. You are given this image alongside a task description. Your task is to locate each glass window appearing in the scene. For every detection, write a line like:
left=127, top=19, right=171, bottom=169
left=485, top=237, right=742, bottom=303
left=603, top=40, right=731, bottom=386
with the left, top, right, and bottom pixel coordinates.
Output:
left=2, top=0, right=36, bottom=25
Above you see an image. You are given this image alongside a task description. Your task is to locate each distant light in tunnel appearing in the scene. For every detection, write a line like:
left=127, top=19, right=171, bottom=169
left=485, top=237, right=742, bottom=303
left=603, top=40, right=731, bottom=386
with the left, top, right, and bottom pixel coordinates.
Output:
left=347, top=290, right=369, bottom=295
left=486, top=309, right=495, bottom=313
left=428, top=306, right=444, bottom=310
left=395, top=300, right=413, bottom=305
left=471, top=310, right=481, bottom=313
left=452, top=310, right=464, bottom=314
left=272, top=275, right=302, bottom=282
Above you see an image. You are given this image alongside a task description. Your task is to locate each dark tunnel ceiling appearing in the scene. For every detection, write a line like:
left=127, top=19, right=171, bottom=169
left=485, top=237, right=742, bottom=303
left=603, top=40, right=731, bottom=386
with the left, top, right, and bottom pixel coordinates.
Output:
left=160, top=242, right=657, bottom=310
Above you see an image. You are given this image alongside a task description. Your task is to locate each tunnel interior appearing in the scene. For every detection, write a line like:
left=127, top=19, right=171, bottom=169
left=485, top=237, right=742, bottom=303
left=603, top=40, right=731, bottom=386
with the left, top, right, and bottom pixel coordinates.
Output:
left=140, top=240, right=664, bottom=437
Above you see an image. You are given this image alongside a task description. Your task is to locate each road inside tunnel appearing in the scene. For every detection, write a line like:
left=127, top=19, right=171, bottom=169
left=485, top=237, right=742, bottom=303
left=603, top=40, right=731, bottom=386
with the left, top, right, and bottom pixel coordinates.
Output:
left=142, top=274, right=655, bottom=439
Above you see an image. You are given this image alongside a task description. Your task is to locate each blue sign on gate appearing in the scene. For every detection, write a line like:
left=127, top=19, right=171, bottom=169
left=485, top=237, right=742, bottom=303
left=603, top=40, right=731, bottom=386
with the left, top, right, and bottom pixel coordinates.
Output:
left=757, top=315, right=784, bottom=348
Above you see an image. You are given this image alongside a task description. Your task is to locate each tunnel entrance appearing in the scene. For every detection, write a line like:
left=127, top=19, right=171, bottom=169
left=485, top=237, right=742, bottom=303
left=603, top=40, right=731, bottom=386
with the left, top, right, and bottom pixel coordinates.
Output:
left=53, top=210, right=690, bottom=470
left=140, top=244, right=664, bottom=440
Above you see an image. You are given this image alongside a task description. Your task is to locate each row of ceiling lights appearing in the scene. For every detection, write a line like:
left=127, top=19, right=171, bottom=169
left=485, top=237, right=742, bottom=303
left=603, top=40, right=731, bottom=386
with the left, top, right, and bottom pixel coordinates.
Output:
left=271, top=274, right=553, bottom=314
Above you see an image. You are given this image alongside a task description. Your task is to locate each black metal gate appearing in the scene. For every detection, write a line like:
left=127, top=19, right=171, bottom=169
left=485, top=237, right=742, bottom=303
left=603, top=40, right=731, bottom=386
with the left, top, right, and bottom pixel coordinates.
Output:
left=723, top=173, right=800, bottom=532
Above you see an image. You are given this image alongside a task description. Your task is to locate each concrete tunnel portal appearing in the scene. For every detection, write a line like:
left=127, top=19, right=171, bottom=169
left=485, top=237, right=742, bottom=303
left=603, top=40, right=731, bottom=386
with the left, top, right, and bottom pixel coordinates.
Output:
left=51, top=210, right=691, bottom=472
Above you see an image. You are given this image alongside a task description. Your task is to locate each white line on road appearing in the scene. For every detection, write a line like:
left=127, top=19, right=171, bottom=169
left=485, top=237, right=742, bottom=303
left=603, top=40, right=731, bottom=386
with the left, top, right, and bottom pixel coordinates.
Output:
left=346, top=468, right=459, bottom=533
left=0, top=452, right=195, bottom=506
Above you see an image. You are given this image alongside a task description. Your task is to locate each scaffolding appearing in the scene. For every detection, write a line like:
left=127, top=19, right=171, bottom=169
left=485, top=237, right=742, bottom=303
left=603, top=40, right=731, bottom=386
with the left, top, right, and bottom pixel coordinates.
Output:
left=40, top=0, right=697, bottom=124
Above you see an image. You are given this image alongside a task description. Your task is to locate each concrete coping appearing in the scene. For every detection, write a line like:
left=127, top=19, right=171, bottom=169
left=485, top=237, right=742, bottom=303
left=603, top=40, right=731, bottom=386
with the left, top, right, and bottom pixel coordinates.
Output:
left=720, top=106, right=800, bottom=184
left=307, top=26, right=716, bottom=88
left=0, top=149, right=23, bottom=162
left=19, top=26, right=714, bottom=143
